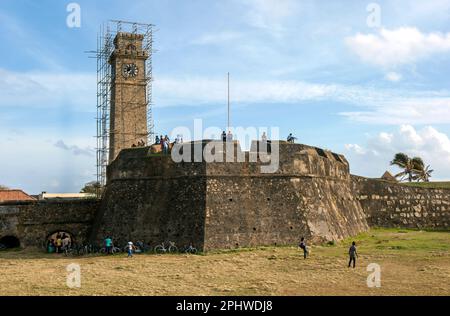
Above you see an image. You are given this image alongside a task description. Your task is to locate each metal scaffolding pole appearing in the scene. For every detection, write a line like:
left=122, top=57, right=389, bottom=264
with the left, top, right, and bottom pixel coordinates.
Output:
left=88, top=20, right=155, bottom=192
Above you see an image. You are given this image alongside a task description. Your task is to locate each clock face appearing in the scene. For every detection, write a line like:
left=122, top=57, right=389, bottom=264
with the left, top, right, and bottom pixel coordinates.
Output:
left=122, top=63, right=138, bottom=78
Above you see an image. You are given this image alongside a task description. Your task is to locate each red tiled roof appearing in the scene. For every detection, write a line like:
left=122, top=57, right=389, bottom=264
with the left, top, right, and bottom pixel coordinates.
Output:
left=0, top=190, right=36, bottom=202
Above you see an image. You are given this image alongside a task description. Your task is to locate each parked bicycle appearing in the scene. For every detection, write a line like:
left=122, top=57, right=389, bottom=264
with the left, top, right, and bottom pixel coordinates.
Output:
left=154, top=241, right=178, bottom=254
left=135, top=241, right=151, bottom=253
left=183, top=244, right=198, bottom=254
left=100, top=245, right=121, bottom=254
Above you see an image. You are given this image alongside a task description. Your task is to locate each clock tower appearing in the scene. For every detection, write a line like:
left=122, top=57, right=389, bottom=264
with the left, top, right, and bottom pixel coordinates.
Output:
left=109, top=32, right=149, bottom=162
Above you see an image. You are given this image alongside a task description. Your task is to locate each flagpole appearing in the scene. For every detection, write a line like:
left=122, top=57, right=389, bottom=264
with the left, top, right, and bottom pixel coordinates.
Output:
left=227, top=72, right=230, bottom=131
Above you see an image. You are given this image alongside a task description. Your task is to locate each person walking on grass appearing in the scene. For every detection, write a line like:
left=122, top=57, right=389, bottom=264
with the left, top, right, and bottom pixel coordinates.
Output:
left=348, top=241, right=358, bottom=268
left=126, top=241, right=135, bottom=258
left=299, top=237, right=309, bottom=259
left=105, top=236, right=113, bottom=254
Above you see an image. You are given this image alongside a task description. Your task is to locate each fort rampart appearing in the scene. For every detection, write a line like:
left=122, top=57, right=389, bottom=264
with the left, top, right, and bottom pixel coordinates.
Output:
left=1, top=141, right=448, bottom=250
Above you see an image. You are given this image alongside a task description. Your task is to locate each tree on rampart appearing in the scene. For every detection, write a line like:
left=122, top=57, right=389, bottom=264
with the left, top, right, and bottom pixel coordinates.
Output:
left=390, top=153, right=433, bottom=182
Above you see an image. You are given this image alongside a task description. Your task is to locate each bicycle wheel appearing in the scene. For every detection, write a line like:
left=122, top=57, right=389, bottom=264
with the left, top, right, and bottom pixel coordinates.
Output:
left=154, top=245, right=165, bottom=254
left=168, top=245, right=178, bottom=253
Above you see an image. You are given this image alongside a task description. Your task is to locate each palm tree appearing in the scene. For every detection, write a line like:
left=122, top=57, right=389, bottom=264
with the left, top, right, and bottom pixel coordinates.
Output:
left=390, top=153, right=426, bottom=182
left=413, top=165, right=434, bottom=182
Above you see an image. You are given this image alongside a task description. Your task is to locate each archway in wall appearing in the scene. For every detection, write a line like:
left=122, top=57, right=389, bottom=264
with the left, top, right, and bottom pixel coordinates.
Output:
left=0, top=236, right=21, bottom=249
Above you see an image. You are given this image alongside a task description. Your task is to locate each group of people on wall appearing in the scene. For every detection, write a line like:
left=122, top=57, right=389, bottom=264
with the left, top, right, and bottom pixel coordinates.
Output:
left=131, top=131, right=299, bottom=155
left=154, top=134, right=178, bottom=154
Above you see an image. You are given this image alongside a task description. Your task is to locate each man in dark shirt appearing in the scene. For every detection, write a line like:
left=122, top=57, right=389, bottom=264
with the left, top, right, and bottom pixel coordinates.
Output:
left=348, top=241, right=358, bottom=268
left=299, top=237, right=308, bottom=259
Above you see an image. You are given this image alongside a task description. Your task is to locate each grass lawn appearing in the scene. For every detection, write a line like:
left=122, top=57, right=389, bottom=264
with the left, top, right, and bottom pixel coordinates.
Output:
left=0, top=228, right=448, bottom=296
left=400, top=181, right=450, bottom=189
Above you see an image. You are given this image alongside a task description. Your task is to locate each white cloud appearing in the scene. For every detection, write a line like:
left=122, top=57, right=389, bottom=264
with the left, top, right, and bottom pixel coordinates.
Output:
left=395, top=0, right=450, bottom=21
left=346, top=27, right=450, bottom=68
left=54, top=140, right=95, bottom=157
left=3, top=67, right=450, bottom=126
left=0, top=68, right=95, bottom=110
left=340, top=96, right=450, bottom=124
left=344, top=144, right=367, bottom=155
left=0, top=134, right=95, bottom=194
left=385, top=72, right=402, bottom=82
left=345, top=125, right=450, bottom=180
left=191, top=31, right=243, bottom=45
left=155, top=76, right=450, bottom=125
left=240, top=0, right=300, bottom=35
left=154, top=76, right=337, bottom=106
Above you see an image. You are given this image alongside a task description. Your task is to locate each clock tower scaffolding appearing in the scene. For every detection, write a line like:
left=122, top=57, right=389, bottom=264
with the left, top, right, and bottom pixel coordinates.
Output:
left=92, top=21, right=155, bottom=188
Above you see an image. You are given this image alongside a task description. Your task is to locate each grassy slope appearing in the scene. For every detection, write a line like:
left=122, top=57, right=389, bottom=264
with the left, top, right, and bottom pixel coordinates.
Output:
left=400, top=182, right=450, bottom=189
left=0, top=228, right=449, bottom=296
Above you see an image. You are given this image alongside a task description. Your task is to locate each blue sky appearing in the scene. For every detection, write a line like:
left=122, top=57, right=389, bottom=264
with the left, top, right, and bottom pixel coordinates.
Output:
left=1, top=0, right=450, bottom=193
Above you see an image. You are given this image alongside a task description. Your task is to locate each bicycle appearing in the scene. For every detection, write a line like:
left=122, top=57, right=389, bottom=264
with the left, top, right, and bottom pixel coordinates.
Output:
left=135, top=241, right=151, bottom=253
left=63, top=246, right=76, bottom=256
left=183, top=244, right=198, bottom=254
left=100, top=245, right=121, bottom=254
left=154, top=241, right=178, bottom=254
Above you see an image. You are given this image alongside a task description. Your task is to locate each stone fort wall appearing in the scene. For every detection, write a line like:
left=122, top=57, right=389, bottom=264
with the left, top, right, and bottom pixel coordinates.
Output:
left=90, top=141, right=369, bottom=251
left=352, top=176, right=450, bottom=230
left=1, top=141, right=449, bottom=250
left=0, top=199, right=99, bottom=248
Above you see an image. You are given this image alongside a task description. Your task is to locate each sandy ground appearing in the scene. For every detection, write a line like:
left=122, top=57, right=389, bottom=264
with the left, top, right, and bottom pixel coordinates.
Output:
left=0, top=229, right=448, bottom=296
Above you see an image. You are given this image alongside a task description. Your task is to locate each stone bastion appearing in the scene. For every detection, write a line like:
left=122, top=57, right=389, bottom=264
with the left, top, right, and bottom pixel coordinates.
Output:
left=1, top=140, right=448, bottom=251
left=90, top=140, right=369, bottom=251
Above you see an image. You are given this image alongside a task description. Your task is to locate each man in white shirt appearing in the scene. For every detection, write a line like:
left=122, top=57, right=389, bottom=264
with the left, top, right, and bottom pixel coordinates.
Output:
left=127, top=241, right=135, bottom=258
left=226, top=131, right=233, bottom=142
